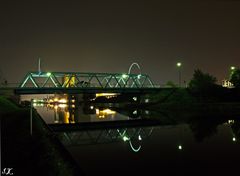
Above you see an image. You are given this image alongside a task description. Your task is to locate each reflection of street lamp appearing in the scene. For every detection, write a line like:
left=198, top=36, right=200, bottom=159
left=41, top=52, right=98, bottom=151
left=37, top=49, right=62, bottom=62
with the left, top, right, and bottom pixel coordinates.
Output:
left=176, top=62, right=182, bottom=87
left=178, top=145, right=183, bottom=150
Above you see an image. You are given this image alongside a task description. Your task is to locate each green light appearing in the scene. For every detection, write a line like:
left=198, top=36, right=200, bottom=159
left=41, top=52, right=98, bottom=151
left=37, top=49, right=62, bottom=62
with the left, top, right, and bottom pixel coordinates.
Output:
left=123, top=136, right=129, bottom=142
left=137, top=74, right=141, bottom=79
left=138, top=135, right=142, bottom=141
left=46, top=72, right=51, bottom=76
left=178, top=145, right=182, bottom=150
left=177, top=62, right=182, bottom=67
left=231, top=66, right=236, bottom=70
left=122, top=74, right=128, bottom=79
left=233, top=137, right=236, bottom=142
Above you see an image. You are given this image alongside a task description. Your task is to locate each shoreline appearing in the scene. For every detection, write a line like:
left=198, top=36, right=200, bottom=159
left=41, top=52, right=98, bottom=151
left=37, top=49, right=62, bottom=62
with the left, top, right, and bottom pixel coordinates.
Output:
left=0, top=96, right=83, bottom=176
left=1, top=90, right=240, bottom=175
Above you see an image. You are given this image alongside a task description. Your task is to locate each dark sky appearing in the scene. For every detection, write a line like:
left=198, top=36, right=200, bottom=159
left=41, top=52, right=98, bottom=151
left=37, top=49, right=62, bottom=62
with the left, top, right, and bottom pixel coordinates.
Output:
left=0, top=0, right=240, bottom=85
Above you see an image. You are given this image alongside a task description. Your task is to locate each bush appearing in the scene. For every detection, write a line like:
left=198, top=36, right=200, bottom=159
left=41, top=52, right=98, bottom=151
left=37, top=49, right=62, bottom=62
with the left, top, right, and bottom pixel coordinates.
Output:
left=189, top=69, right=218, bottom=97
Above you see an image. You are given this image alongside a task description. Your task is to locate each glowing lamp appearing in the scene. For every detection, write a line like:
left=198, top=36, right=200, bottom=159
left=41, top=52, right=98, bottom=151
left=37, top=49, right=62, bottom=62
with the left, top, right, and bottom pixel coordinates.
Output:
left=178, top=145, right=182, bottom=150
left=123, top=136, right=129, bottom=142
left=122, top=74, right=128, bottom=79
left=177, top=62, right=182, bottom=67
left=46, top=72, right=51, bottom=76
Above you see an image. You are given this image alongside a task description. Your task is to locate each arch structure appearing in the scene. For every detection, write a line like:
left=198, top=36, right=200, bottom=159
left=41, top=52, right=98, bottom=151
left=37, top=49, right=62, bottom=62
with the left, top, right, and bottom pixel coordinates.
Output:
left=58, top=127, right=154, bottom=153
left=128, top=62, right=142, bottom=75
left=19, top=71, right=155, bottom=89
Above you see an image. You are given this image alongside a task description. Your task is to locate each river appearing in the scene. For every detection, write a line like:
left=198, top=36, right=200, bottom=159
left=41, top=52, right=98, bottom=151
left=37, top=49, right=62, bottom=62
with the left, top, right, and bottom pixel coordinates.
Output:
left=21, top=94, right=240, bottom=175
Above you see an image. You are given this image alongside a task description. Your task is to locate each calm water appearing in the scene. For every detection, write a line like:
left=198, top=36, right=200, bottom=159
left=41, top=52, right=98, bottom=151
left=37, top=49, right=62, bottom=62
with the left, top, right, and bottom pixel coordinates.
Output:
left=22, top=95, right=240, bottom=175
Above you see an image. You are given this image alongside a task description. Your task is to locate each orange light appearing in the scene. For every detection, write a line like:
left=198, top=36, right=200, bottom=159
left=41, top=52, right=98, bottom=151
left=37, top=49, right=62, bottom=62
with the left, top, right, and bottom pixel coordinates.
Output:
left=96, top=108, right=116, bottom=118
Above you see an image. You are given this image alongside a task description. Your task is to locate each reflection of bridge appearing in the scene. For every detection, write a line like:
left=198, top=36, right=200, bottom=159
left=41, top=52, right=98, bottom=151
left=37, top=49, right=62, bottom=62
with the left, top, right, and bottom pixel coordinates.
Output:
left=15, top=71, right=160, bottom=94
left=57, top=127, right=154, bottom=152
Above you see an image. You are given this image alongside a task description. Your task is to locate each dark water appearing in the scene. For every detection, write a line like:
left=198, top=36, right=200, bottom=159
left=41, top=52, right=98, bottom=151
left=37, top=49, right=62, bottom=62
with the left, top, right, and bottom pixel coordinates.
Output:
left=56, top=124, right=240, bottom=175
left=23, top=95, right=240, bottom=175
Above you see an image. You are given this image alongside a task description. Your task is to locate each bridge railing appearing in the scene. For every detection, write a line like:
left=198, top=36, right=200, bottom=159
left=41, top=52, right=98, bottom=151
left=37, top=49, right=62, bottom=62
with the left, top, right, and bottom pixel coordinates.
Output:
left=18, top=72, right=156, bottom=89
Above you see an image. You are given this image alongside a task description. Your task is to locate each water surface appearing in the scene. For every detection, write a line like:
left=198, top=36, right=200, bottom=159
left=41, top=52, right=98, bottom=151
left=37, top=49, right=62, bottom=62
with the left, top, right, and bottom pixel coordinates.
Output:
left=22, top=95, right=240, bottom=175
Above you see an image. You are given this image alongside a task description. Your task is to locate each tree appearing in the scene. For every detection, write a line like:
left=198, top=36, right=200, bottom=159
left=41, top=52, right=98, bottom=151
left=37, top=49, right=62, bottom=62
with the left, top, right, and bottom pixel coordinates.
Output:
left=189, top=69, right=217, bottom=93
left=230, top=68, right=240, bottom=88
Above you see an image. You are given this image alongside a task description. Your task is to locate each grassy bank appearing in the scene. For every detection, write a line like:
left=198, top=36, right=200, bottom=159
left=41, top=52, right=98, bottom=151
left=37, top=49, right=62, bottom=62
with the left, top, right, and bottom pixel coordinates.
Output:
left=144, top=88, right=240, bottom=119
left=0, top=96, right=83, bottom=176
left=147, top=88, right=240, bottom=106
left=0, top=96, right=19, bottom=113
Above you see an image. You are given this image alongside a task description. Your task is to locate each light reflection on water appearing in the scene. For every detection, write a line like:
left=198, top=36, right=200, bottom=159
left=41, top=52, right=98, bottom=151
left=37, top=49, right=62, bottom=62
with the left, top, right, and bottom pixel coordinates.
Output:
left=21, top=94, right=135, bottom=124
left=21, top=94, right=240, bottom=174
left=58, top=126, right=154, bottom=153
left=60, top=123, right=240, bottom=175
left=34, top=105, right=131, bottom=124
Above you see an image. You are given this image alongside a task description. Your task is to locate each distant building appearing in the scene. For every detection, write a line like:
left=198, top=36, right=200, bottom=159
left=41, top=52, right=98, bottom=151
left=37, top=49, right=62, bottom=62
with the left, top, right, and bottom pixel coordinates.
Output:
left=222, top=79, right=234, bottom=88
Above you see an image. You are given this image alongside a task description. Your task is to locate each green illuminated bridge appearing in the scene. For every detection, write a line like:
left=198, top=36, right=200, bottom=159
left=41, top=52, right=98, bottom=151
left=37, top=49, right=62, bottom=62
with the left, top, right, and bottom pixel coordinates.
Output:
left=15, top=71, right=161, bottom=94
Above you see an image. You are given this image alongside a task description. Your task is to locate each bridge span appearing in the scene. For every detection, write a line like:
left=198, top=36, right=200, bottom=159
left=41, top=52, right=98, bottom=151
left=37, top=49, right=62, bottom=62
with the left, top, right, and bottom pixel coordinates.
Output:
left=14, top=71, right=161, bottom=94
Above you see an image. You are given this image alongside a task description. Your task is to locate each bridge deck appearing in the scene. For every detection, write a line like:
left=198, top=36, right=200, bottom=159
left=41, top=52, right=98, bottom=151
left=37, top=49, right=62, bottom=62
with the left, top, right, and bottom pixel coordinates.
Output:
left=14, top=87, right=162, bottom=94
left=49, top=119, right=162, bottom=132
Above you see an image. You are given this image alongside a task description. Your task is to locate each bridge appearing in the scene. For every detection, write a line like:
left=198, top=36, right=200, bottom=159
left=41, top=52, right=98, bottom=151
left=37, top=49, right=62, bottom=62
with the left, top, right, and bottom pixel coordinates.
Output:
left=14, top=71, right=160, bottom=94
left=57, top=126, right=154, bottom=152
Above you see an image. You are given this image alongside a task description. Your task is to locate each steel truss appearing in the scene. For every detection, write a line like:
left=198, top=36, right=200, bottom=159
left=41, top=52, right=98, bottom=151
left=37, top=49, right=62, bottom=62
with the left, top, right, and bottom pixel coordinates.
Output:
left=58, top=127, right=154, bottom=146
left=19, top=72, right=155, bottom=88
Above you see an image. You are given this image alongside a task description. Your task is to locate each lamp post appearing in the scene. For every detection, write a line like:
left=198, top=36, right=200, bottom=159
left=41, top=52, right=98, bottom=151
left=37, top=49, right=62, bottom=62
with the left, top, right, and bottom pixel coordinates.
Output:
left=30, top=99, right=33, bottom=135
left=229, top=66, right=236, bottom=79
left=177, top=62, right=182, bottom=87
left=230, top=66, right=236, bottom=75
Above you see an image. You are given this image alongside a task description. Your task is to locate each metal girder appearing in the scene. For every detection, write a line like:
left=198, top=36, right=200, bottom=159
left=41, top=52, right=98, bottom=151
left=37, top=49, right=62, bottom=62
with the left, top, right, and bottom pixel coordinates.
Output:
left=58, top=127, right=154, bottom=146
left=19, top=71, right=155, bottom=89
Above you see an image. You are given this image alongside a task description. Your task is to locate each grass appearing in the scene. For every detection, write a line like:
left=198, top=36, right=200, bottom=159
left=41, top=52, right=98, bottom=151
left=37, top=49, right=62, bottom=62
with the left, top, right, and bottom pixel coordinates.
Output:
left=0, top=96, right=19, bottom=113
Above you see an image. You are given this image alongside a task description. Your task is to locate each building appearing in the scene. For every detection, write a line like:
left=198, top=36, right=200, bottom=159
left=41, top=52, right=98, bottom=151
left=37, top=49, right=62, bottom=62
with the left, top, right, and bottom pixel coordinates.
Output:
left=222, top=79, right=234, bottom=88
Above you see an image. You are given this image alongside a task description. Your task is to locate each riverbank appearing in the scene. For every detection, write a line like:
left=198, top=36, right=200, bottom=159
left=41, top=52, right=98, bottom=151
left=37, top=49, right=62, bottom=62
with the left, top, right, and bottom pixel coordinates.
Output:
left=108, top=88, right=240, bottom=119
left=2, top=88, right=240, bottom=175
left=0, top=96, right=83, bottom=176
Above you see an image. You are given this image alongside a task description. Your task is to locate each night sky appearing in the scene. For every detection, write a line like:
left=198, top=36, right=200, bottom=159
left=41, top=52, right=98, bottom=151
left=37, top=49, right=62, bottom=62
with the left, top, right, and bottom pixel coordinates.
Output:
left=0, top=0, right=240, bottom=85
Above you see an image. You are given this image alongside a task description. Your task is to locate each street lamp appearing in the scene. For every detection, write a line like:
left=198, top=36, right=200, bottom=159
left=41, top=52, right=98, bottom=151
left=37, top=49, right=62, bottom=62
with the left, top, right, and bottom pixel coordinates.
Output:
left=230, top=66, right=236, bottom=78
left=30, top=99, right=33, bottom=136
left=230, top=66, right=236, bottom=71
left=176, top=62, right=182, bottom=87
